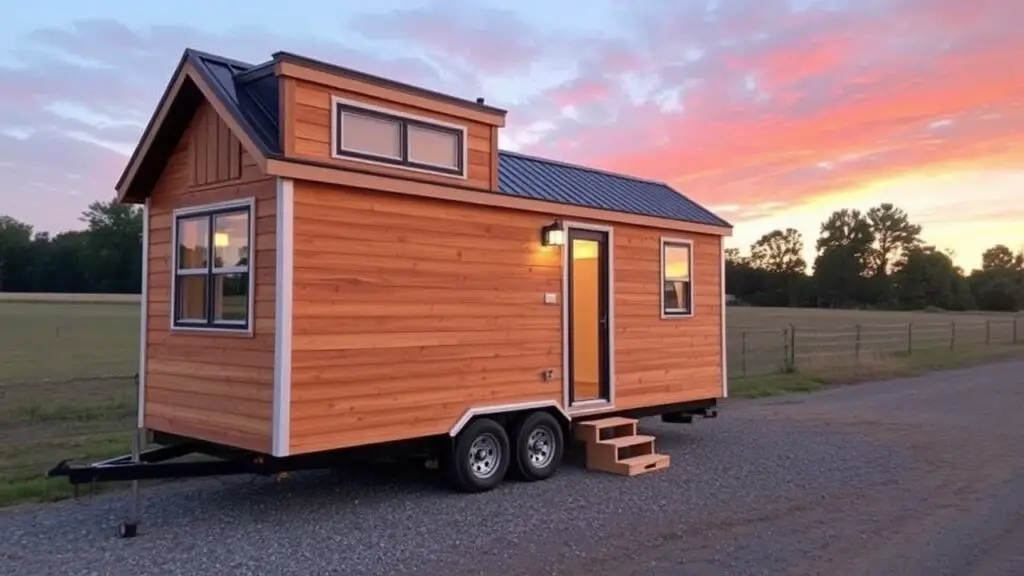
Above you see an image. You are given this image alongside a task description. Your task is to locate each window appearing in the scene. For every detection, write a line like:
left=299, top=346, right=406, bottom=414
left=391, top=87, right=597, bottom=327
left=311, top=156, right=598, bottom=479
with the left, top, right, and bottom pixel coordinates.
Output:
left=333, top=98, right=465, bottom=177
left=661, top=240, right=693, bottom=317
left=172, top=201, right=252, bottom=331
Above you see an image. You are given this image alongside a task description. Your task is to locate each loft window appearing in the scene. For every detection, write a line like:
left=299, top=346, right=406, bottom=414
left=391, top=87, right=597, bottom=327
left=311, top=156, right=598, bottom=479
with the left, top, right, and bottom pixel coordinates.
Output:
left=332, top=98, right=465, bottom=177
left=172, top=201, right=253, bottom=331
left=661, top=239, right=693, bottom=317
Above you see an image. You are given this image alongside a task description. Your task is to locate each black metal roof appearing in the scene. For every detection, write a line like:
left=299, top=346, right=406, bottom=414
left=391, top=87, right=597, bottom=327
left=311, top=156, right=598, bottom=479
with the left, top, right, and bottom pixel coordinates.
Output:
left=175, top=49, right=730, bottom=228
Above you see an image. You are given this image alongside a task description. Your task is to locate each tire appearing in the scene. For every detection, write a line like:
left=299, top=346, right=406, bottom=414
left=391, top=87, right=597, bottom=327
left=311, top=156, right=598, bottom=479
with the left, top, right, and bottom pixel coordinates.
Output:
left=509, top=411, right=563, bottom=481
left=444, top=417, right=510, bottom=493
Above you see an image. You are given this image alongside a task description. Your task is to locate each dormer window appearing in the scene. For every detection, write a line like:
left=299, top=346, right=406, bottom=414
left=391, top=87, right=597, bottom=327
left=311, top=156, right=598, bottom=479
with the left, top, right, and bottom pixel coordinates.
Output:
left=331, top=97, right=466, bottom=178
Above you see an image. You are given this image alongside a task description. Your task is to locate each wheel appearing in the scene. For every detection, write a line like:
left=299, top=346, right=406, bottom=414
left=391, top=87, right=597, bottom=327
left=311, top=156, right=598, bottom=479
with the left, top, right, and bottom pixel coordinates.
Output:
left=509, top=411, right=564, bottom=481
left=444, top=417, right=510, bottom=493
left=117, top=520, right=138, bottom=538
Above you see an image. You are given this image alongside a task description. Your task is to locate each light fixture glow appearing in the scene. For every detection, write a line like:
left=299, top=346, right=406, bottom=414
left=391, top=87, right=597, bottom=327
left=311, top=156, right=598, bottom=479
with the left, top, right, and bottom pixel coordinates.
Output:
left=214, top=232, right=230, bottom=248
left=541, top=220, right=565, bottom=246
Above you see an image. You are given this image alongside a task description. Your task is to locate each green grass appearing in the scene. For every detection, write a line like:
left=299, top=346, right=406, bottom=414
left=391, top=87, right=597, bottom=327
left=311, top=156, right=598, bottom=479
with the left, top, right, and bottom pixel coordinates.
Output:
left=0, top=294, right=1022, bottom=508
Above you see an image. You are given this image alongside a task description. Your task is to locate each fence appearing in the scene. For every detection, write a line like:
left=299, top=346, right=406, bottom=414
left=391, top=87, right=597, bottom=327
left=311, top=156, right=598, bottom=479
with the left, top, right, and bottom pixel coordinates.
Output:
left=728, top=318, right=1022, bottom=377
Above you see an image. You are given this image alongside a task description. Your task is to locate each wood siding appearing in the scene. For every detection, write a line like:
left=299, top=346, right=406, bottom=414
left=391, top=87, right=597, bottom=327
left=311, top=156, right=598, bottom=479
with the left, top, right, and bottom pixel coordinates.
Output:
left=190, top=103, right=243, bottom=186
left=144, top=100, right=277, bottom=453
left=287, top=180, right=723, bottom=455
left=614, top=229, right=724, bottom=408
left=284, top=78, right=495, bottom=191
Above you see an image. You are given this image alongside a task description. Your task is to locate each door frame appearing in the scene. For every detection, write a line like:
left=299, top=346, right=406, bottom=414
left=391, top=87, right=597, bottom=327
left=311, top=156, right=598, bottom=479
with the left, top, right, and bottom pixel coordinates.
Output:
left=561, top=221, right=615, bottom=412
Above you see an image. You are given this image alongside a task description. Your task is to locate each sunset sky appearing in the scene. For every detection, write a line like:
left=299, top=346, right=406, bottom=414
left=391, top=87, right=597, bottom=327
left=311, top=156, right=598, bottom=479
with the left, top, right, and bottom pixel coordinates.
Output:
left=2, top=0, right=1021, bottom=271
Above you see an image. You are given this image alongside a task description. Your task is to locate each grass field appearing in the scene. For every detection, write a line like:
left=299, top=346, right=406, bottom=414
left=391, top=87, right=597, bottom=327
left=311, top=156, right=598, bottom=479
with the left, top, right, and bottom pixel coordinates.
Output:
left=1, top=294, right=1022, bottom=506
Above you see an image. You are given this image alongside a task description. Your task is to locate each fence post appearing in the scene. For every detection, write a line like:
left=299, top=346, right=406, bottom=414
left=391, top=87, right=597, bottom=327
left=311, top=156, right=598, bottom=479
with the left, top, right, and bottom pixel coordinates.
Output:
left=741, top=331, right=748, bottom=377
left=985, top=320, right=991, bottom=345
left=907, top=322, right=913, bottom=356
left=950, top=321, right=956, bottom=351
left=789, top=324, right=797, bottom=370
left=781, top=328, right=789, bottom=372
left=855, top=324, right=862, bottom=362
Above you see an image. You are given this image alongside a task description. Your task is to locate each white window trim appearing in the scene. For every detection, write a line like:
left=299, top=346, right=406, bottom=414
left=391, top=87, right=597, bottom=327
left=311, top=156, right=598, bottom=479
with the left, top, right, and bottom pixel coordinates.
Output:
left=169, top=197, right=256, bottom=335
left=660, top=236, right=695, bottom=319
left=330, top=95, right=468, bottom=180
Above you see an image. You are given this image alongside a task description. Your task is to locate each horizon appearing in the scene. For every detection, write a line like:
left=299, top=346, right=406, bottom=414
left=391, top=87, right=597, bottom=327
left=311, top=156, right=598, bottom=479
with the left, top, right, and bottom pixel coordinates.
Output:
left=2, top=0, right=1022, bottom=271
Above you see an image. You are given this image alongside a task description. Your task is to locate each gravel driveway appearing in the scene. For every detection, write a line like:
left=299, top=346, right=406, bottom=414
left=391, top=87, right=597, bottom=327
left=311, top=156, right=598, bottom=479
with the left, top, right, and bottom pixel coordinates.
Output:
left=2, top=360, right=1022, bottom=576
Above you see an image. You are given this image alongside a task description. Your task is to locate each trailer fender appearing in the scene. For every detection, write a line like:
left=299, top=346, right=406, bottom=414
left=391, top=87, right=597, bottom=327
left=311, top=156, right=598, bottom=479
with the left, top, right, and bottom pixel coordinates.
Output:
left=448, top=401, right=570, bottom=437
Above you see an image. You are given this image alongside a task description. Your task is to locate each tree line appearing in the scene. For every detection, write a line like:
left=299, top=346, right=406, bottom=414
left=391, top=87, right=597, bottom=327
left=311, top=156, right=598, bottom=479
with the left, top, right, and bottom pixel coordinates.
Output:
left=727, top=203, right=1024, bottom=312
left=0, top=200, right=1022, bottom=312
left=0, top=201, right=142, bottom=294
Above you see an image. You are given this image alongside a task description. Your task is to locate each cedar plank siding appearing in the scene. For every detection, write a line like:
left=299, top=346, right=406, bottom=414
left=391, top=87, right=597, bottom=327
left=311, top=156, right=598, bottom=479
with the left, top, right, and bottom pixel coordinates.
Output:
left=144, top=100, right=277, bottom=453
left=614, top=230, right=724, bottom=406
left=284, top=78, right=495, bottom=191
left=288, top=180, right=723, bottom=455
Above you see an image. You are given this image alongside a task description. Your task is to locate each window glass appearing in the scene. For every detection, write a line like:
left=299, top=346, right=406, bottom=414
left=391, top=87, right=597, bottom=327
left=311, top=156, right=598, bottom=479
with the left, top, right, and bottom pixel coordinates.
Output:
left=177, top=216, right=209, bottom=270
left=213, top=211, right=249, bottom=269
left=407, top=124, right=460, bottom=169
left=176, top=275, right=208, bottom=322
left=340, top=111, right=402, bottom=159
left=663, top=243, right=692, bottom=314
left=214, top=273, right=249, bottom=322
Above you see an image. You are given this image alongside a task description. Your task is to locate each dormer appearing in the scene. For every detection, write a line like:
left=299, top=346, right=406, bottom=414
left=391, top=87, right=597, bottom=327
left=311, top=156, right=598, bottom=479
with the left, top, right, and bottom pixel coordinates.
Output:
left=273, top=52, right=507, bottom=191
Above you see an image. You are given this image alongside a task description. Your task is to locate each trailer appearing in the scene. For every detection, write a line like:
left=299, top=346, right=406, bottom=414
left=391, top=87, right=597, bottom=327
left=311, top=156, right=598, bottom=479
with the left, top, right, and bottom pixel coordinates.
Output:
left=48, top=47, right=732, bottom=537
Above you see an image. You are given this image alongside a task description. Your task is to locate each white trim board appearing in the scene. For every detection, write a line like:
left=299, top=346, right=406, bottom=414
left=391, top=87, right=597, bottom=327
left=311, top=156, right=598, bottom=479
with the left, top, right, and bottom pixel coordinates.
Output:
left=272, top=177, right=295, bottom=457
left=720, top=238, right=728, bottom=398
left=137, top=199, right=150, bottom=428
left=559, top=220, right=616, bottom=411
left=449, top=401, right=570, bottom=437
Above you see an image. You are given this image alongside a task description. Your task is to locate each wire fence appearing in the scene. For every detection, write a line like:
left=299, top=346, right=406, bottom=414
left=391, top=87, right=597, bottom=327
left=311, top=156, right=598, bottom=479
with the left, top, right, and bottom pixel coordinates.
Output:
left=728, top=318, right=1023, bottom=377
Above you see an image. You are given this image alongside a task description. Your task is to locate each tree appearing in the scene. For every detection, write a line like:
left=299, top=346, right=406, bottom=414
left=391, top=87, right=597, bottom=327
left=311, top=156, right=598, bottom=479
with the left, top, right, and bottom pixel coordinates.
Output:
left=813, top=209, right=875, bottom=307
left=981, top=244, right=1018, bottom=270
left=748, top=228, right=807, bottom=275
left=866, top=203, right=921, bottom=276
left=894, top=246, right=965, bottom=310
left=0, top=216, right=34, bottom=291
left=79, top=199, right=144, bottom=294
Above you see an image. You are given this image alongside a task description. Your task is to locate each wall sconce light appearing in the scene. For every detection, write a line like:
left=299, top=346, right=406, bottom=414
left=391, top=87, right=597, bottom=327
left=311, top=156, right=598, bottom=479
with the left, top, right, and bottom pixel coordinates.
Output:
left=541, top=219, right=565, bottom=246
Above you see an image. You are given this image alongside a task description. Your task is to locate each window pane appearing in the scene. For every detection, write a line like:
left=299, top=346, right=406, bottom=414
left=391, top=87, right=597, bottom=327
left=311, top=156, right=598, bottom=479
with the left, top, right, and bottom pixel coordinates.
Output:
left=663, top=280, right=691, bottom=312
left=213, top=210, right=249, bottom=269
left=407, top=125, right=460, bottom=169
left=664, top=244, right=690, bottom=280
left=214, top=273, right=249, bottom=323
left=176, top=275, right=207, bottom=322
left=340, top=111, right=401, bottom=159
left=177, top=216, right=209, bottom=270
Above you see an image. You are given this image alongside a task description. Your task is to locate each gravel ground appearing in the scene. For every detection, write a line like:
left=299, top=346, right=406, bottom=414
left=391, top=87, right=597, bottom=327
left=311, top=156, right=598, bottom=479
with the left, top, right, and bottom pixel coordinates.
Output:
left=1, top=360, right=1022, bottom=576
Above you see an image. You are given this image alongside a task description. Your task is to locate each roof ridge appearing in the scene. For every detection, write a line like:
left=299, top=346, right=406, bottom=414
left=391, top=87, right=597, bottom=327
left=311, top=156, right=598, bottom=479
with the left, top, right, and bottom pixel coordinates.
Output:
left=498, top=149, right=667, bottom=187
left=184, top=48, right=255, bottom=71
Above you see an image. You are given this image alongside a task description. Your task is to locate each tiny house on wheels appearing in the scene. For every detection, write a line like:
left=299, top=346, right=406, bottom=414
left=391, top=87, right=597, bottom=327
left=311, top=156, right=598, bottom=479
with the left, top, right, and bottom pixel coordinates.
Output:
left=49, top=48, right=732, bottom=536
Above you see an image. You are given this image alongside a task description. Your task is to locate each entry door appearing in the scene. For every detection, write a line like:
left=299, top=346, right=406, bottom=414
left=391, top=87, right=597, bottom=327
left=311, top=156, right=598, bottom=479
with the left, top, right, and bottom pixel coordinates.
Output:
left=566, top=227, right=611, bottom=406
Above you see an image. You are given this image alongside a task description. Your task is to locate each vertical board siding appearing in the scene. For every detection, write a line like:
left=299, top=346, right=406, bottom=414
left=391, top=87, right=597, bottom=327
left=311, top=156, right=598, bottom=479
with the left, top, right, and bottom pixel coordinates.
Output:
left=285, top=79, right=494, bottom=191
left=287, top=180, right=724, bottom=455
left=190, top=104, right=243, bottom=186
left=145, top=100, right=277, bottom=453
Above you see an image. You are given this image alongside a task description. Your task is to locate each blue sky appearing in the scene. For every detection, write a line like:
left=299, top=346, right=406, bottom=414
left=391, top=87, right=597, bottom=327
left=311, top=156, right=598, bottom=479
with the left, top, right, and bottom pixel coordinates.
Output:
left=2, top=0, right=1022, bottom=270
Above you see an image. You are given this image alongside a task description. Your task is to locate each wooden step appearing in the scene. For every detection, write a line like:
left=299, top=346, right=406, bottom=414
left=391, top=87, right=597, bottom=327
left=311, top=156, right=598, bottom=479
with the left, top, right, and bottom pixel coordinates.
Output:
left=598, top=434, right=656, bottom=449
left=585, top=434, right=655, bottom=473
left=618, top=453, right=671, bottom=476
left=572, top=417, right=637, bottom=443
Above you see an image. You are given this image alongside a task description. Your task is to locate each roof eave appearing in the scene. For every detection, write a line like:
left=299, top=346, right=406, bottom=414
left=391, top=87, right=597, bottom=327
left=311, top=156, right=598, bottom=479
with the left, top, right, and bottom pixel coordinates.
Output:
left=115, top=51, right=271, bottom=203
